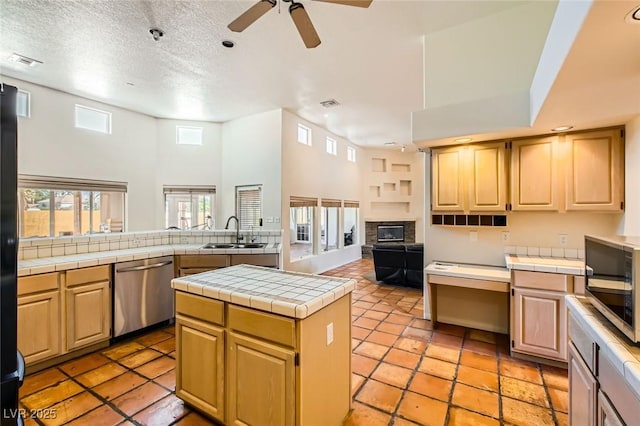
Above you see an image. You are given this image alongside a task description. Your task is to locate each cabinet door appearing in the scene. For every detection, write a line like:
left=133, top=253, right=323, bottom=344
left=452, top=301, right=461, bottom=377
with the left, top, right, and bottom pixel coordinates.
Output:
left=17, top=291, right=61, bottom=364
left=512, top=287, right=567, bottom=360
left=569, top=343, right=597, bottom=426
left=176, top=315, right=225, bottom=422
left=227, top=331, right=295, bottom=426
left=431, top=146, right=466, bottom=211
left=565, top=129, right=624, bottom=211
left=468, top=142, right=507, bottom=211
left=66, top=281, right=111, bottom=350
left=511, top=136, right=560, bottom=211
left=597, top=390, right=624, bottom=426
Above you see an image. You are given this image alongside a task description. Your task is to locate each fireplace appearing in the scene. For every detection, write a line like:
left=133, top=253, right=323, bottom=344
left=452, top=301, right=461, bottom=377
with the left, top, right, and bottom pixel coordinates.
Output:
left=377, top=225, right=404, bottom=242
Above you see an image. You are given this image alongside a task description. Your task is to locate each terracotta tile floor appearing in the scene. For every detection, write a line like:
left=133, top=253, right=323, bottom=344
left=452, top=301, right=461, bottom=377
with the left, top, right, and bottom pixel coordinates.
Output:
left=19, top=258, right=568, bottom=425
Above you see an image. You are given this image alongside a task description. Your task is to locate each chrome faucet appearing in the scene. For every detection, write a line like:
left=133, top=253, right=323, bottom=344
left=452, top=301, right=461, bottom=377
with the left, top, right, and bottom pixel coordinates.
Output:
left=225, top=215, right=240, bottom=244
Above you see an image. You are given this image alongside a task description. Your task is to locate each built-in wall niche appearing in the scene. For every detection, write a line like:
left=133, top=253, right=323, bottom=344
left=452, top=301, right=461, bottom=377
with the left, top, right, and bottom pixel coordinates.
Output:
left=383, top=182, right=396, bottom=191
left=391, top=163, right=411, bottom=172
left=369, top=185, right=381, bottom=197
left=371, top=201, right=410, bottom=213
left=399, top=180, right=411, bottom=196
left=372, top=158, right=387, bottom=172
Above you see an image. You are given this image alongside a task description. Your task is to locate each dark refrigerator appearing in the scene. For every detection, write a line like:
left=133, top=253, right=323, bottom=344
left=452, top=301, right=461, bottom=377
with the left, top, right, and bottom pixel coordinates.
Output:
left=1, top=83, right=24, bottom=425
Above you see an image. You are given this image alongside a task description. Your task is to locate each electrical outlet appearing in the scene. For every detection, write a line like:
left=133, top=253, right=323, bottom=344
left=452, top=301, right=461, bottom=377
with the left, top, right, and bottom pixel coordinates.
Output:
left=180, top=236, right=189, bottom=244
left=266, top=216, right=274, bottom=223
left=559, top=234, right=568, bottom=246
left=326, top=323, right=334, bottom=345
left=469, top=231, right=478, bottom=242
left=274, top=217, right=280, bottom=223
left=502, top=232, right=510, bottom=242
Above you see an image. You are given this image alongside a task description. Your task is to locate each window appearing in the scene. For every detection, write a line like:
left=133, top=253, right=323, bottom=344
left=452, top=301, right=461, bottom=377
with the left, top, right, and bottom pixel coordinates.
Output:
left=75, top=104, right=112, bottom=134
left=343, top=201, right=359, bottom=246
left=321, top=199, right=340, bottom=252
left=289, top=197, right=317, bottom=261
left=347, top=146, right=356, bottom=162
left=176, top=126, right=203, bottom=145
left=236, top=185, right=262, bottom=230
left=18, top=176, right=126, bottom=237
left=326, top=137, right=337, bottom=155
left=297, top=123, right=311, bottom=146
left=17, top=90, right=30, bottom=118
left=164, top=185, right=215, bottom=230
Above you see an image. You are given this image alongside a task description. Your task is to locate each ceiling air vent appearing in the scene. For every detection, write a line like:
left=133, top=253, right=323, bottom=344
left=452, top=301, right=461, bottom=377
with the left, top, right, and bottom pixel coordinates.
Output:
left=320, top=99, right=340, bottom=108
left=8, top=53, right=42, bottom=67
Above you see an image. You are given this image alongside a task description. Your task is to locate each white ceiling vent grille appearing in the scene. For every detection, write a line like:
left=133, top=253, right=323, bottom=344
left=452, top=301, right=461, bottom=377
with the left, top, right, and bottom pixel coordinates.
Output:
left=320, top=99, right=340, bottom=108
left=8, top=53, right=42, bottom=67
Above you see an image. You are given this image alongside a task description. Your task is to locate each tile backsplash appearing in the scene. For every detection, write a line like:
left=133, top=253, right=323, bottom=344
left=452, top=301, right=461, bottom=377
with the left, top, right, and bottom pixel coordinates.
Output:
left=504, top=245, right=585, bottom=260
left=18, top=229, right=283, bottom=261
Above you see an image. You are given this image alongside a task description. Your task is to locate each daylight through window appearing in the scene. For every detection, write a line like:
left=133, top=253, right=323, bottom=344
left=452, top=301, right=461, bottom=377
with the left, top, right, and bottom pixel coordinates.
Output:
left=236, top=185, right=262, bottom=230
left=164, top=185, right=215, bottom=230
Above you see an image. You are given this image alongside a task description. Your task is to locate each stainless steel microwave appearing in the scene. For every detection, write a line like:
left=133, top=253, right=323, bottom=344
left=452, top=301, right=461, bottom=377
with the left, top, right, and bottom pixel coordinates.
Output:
left=585, top=235, right=640, bottom=343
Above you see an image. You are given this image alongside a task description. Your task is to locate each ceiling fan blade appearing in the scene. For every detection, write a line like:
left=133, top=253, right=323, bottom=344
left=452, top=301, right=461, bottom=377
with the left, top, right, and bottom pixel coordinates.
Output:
left=289, top=3, right=321, bottom=48
left=313, top=0, right=372, bottom=8
left=228, top=0, right=276, bottom=32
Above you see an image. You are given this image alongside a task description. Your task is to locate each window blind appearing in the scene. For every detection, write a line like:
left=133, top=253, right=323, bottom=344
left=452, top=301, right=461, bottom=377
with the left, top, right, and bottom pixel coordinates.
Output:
left=163, top=185, right=216, bottom=194
left=290, top=196, right=318, bottom=208
left=344, top=201, right=359, bottom=208
left=19, top=175, right=127, bottom=192
left=236, top=185, right=262, bottom=229
left=321, top=199, right=341, bottom=208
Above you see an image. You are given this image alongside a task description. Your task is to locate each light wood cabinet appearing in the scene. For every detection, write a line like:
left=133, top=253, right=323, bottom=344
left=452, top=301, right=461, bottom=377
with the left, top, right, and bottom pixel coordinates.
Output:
left=597, top=390, right=624, bottom=426
left=565, top=128, right=624, bottom=212
left=17, top=272, right=62, bottom=364
left=511, top=270, right=570, bottom=362
left=65, top=265, right=111, bottom=351
left=176, top=255, right=230, bottom=276
left=176, top=315, right=225, bottom=422
left=569, top=342, right=597, bottom=426
left=510, top=136, right=560, bottom=211
left=431, top=142, right=507, bottom=212
left=227, top=331, right=295, bottom=426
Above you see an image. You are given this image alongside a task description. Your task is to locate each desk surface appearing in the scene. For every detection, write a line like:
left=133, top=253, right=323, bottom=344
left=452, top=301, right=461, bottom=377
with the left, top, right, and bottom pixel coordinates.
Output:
left=425, top=262, right=511, bottom=283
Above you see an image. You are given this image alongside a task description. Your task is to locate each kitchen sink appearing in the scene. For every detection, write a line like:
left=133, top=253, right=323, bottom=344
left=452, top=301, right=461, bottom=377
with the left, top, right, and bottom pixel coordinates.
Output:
left=234, top=243, right=266, bottom=248
left=200, top=243, right=234, bottom=249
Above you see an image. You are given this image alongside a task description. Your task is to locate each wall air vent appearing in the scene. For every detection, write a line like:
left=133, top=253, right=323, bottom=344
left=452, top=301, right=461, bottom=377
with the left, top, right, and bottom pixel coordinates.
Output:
left=8, top=53, right=43, bottom=67
left=320, top=99, right=340, bottom=108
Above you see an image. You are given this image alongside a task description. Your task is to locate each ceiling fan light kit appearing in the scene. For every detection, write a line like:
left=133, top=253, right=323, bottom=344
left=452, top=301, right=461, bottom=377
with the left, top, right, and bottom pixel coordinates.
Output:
left=228, top=0, right=372, bottom=48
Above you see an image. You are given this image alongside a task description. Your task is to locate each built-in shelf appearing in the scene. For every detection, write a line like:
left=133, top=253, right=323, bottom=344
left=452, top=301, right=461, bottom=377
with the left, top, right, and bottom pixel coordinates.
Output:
left=383, top=182, right=396, bottom=191
left=369, top=185, right=380, bottom=197
left=391, top=163, right=410, bottom=172
left=399, top=180, right=411, bottom=196
left=372, top=158, right=387, bottom=172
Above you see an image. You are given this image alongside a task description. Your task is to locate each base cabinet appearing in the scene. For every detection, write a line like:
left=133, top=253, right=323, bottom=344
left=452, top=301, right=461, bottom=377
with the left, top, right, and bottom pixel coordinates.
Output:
left=597, top=390, right=624, bottom=426
left=17, top=290, right=61, bottom=364
left=227, top=332, right=295, bottom=426
left=568, top=343, right=597, bottom=426
left=176, top=315, right=225, bottom=422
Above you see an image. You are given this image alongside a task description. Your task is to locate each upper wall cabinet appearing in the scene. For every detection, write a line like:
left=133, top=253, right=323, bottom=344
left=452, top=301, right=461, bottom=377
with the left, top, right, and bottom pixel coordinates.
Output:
left=431, top=142, right=507, bottom=212
left=565, top=129, right=624, bottom=212
left=510, top=136, right=560, bottom=211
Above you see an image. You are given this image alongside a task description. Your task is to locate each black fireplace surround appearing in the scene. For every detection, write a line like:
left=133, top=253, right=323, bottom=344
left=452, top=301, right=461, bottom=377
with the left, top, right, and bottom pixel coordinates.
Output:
left=372, top=243, right=423, bottom=288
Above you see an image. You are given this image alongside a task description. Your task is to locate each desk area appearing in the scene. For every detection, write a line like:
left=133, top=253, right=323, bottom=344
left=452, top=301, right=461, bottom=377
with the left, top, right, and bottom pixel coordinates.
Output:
left=425, top=262, right=511, bottom=333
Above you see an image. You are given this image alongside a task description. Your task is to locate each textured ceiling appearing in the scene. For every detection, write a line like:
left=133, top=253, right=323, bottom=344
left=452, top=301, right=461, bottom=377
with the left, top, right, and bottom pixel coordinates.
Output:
left=0, top=0, right=541, bottom=147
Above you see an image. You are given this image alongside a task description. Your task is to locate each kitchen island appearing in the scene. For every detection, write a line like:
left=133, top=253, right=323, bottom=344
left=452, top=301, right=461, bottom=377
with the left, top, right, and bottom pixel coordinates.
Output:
left=171, top=264, right=355, bottom=426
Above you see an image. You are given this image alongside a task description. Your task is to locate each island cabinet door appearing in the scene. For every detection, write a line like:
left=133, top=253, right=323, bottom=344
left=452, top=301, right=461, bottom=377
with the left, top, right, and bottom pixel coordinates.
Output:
left=175, top=315, right=225, bottom=423
left=227, top=331, right=295, bottom=426
left=568, top=343, right=597, bottom=426
left=512, top=287, right=567, bottom=361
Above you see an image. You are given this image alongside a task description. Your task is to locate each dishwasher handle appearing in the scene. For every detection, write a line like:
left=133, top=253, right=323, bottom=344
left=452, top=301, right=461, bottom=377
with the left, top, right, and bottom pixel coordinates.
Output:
left=116, top=260, right=173, bottom=273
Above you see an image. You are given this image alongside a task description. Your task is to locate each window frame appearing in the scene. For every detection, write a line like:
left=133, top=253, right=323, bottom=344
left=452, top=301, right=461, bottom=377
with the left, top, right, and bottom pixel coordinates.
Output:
left=347, top=146, right=357, bottom=162
left=74, top=104, right=112, bottom=134
left=297, top=123, right=312, bottom=146
left=176, top=125, right=204, bottom=146
left=164, top=185, right=216, bottom=230
left=17, top=89, right=30, bottom=118
left=326, top=137, right=337, bottom=155
left=235, top=185, right=263, bottom=230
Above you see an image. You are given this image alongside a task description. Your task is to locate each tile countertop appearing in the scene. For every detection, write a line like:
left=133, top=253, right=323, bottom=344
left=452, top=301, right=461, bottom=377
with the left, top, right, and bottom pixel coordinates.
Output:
left=425, top=262, right=511, bottom=282
left=566, top=296, right=640, bottom=400
left=505, top=254, right=585, bottom=275
left=17, top=243, right=281, bottom=277
left=171, top=264, right=356, bottom=319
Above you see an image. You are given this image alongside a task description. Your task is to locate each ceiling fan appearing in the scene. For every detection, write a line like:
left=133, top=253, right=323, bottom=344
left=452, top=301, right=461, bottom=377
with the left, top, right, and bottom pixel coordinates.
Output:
left=228, top=0, right=372, bottom=48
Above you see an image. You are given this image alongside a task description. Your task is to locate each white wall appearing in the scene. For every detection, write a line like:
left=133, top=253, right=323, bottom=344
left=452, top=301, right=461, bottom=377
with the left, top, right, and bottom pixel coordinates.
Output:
left=220, top=109, right=282, bottom=231
left=155, top=119, right=223, bottom=227
left=5, top=76, right=159, bottom=231
left=622, top=115, right=640, bottom=236
left=281, top=110, right=362, bottom=273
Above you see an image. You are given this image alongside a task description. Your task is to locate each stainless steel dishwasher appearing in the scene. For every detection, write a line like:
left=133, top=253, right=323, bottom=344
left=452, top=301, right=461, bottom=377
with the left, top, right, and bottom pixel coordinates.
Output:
left=113, top=256, right=174, bottom=338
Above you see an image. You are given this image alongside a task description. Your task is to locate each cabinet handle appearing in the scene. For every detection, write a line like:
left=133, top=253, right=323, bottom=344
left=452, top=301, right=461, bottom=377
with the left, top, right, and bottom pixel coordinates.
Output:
left=592, top=341, right=599, bottom=376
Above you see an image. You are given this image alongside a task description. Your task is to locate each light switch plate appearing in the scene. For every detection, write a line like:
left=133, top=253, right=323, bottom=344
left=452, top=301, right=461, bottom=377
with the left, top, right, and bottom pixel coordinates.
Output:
left=326, top=323, right=334, bottom=345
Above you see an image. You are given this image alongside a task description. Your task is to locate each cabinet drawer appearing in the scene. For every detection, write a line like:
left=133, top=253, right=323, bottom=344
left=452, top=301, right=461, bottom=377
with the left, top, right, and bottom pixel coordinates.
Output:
left=569, top=312, right=596, bottom=373
left=66, top=265, right=110, bottom=287
left=179, top=268, right=223, bottom=277
left=179, top=255, right=229, bottom=268
left=176, top=292, right=224, bottom=326
left=18, top=272, right=60, bottom=296
left=513, top=270, right=571, bottom=292
left=230, top=254, right=278, bottom=267
left=228, top=304, right=295, bottom=348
